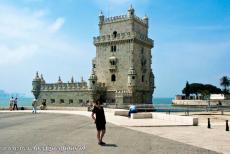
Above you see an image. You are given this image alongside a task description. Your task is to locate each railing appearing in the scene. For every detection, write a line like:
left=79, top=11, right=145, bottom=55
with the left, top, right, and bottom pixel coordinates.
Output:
left=105, top=103, right=230, bottom=113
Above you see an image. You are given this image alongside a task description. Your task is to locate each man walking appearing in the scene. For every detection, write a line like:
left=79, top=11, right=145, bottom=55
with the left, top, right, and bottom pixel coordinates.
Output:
left=32, top=99, right=37, bottom=114
left=13, top=97, right=18, bottom=110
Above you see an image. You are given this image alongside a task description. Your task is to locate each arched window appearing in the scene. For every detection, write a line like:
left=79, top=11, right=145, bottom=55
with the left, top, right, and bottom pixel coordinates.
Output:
left=113, top=31, right=117, bottom=38
left=111, top=74, right=116, bottom=81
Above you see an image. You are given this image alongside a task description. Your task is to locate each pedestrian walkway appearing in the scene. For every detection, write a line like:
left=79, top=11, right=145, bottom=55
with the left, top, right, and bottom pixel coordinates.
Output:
left=0, top=112, right=218, bottom=154
left=1, top=110, right=230, bottom=153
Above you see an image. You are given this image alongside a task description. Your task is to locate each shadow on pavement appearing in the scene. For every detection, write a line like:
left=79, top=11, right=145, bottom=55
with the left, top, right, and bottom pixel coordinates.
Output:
left=102, top=144, right=118, bottom=147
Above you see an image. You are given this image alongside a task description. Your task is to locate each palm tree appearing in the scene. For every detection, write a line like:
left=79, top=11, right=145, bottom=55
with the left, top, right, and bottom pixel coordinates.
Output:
left=220, top=76, right=230, bottom=94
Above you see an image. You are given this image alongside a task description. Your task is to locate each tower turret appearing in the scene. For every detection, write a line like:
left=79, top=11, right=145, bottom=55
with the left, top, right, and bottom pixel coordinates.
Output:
left=40, top=74, right=46, bottom=84
left=70, top=76, right=74, bottom=83
left=32, top=71, right=41, bottom=99
left=99, top=11, right=104, bottom=30
left=57, top=76, right=63, bottom=84
left=127, top=5, right=135, bottom=18
left=143, top=14, right=149, bottom=27
left=127, top=66, right=137, bottom=90
left=89, top=69, right=97, bottom=89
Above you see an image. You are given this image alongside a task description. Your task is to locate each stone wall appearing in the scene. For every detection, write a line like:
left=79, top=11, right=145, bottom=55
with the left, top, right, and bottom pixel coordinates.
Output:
left=37, top=90, right=93, bottom=107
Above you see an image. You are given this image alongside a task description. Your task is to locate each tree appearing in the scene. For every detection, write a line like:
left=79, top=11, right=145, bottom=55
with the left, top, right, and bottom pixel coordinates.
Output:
left=182, top=81, right=190, bottom=99
left=189, top=83, right=204, bottom=97
left=220, top=76, right=230, bottom=94
left=182, top=83, right=222, bottom=99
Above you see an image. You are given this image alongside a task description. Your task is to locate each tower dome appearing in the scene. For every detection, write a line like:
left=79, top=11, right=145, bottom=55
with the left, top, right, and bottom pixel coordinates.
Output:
left=40, top=74, right=46, bottom=84
left=89, top=70, right=97, bottom=80
left=127, top=4, right=135, bottom=17
left=89, top=69, right=97, bottom=89
left=57, top=76, right=63, bottom=84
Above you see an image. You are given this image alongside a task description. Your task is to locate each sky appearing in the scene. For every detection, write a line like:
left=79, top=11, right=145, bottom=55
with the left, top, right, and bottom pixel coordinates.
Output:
left=0, top=0, right=229, bottom=98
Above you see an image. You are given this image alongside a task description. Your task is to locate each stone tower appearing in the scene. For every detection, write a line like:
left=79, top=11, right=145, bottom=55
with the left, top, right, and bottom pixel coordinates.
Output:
left=93, top=6, right=155, bottom=105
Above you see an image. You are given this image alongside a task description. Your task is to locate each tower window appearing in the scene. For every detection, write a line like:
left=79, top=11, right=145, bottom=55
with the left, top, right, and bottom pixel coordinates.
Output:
left=111, top=45, right=116, bottom=52
left=113, top=31, right=117, bottom=38
left=132, top=76, right=135, bottom=80
left=69, top=99, right=73, bottom=104
left=141, top=47, right=144, bottom=54
left=142, top=75, right=145, bottom=82
left=51, top=99, right=55, bottom=103
left=111, top=74, right=116, bottom=81
left=110, top=60, right=116, bottom=65
left=92, top=81, right=95, bottom=85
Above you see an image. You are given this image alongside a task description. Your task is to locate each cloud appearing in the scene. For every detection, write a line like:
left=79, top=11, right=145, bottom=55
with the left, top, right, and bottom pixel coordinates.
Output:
left=0, top=4, right=68, bottom=65
left=49, top=17, right=65, bottom=33
left=33, top=9, right=47, bottom=18
left=0, top=44, right=38, bottom=65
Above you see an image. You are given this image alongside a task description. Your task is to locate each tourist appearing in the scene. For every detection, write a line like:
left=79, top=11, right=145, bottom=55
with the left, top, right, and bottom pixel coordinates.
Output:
left=13, top=97, right=18, bottom=110
left=40, top=99, right=46, bottom=110
left=9, top=97, right=14, bottom=111
left=91, top=99, right=106, bottom=145
left=128, top=104, right=137, bottom=118
left=32, top=99, right=37, bottom=114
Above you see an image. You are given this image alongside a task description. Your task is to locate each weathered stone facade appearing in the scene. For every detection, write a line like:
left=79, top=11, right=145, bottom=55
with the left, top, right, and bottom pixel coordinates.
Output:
left=32, top=6, right=155, bottom=107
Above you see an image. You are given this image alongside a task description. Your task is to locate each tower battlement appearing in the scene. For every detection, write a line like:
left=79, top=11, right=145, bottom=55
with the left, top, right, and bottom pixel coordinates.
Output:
left=40, top=82, right=88, bottom=91
left=93, top=31, right=153, bottom=47
left=103, top=14, right=148, bottom=26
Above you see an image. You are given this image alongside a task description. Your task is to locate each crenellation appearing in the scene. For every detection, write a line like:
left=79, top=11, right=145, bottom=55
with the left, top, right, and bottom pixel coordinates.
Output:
left=103, top=14, right=147, bottom=27
left=94, top=31, right=153, bottom=46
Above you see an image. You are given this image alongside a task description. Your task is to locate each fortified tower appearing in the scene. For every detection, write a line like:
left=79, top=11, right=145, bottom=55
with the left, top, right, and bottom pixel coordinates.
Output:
left=32, top=6, right=155, bottom=107
left=93, top=6, right=155, bottom=105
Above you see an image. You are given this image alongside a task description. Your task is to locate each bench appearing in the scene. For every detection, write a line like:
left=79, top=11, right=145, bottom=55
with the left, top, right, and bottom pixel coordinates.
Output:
left=131, top=112, right=152, bottom=119
left=114, top=110, right=129, bottom=117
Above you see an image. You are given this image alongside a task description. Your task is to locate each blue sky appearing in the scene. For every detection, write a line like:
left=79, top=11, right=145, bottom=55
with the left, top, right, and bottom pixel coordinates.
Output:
left=0, top=0, right=229, bottom=97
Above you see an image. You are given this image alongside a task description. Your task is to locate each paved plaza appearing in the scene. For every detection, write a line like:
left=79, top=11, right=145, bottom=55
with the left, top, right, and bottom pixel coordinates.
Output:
left=0, top=112, right=219, bottom=154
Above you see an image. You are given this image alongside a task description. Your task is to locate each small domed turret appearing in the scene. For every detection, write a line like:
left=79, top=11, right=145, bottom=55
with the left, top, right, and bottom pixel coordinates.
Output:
left=40, top=74, right=46, bottom=84
left=143, top=14, right=149, bottom=26
left=34, top=71, right=40, bottom=80
left=32, top=71, right=41, bottom=99
left=99, top=10, right=104, bottom=30
left=57, top=76, right=63, bottom=84
left=89, top=69, right=97, bottom=89
left=70, top=76, right=74, bottom=83
left=128, top=66, right=136, bottom=88
left=127, top=4, right=135, bottom=18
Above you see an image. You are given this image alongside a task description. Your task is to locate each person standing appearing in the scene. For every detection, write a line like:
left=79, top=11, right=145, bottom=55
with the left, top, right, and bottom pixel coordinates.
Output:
left=13, top=97, right=18, bottom=110
left=91, top=99, right=106, bottom=145
left=32, top=99, right=37, bottom=114
left=9, top=97, right=14, bottom=111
